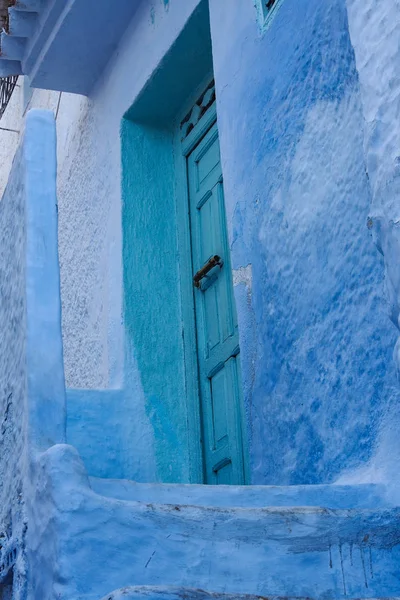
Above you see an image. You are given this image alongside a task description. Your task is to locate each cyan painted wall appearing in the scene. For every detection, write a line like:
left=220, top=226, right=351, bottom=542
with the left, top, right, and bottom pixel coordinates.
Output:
left=120, top=1, right=214, bottom=484
left=121, top=121, right=190, bottom=483
left=208, top=0, right=399, bottom=484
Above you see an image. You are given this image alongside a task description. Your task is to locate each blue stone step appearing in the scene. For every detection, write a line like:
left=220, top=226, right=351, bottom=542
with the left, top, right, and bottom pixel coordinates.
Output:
left=33, top=445, right=400, bottom=600
left=8, top=7, right=37, bottom=38
left=99, top=587, right=400, bottom=600
left=1, top=32, right=26, bottom=61
left=0, top=57, right=22, bottom=77
left=89, top=477, right=390, bottom=510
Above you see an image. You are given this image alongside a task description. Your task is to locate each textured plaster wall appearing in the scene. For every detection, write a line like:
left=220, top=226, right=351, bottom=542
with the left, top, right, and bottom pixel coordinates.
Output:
left=0, top=139, right=27, bottom=600
left=343, top=0, right=400, bottom=493
left=0, top=80, right=22, bottom=197
left=121, top=121, right=190, bottom=483
left=121, top=1, right=214, bottom=484
left=54, top=0, right=205, bottom=394
left=209, top=0, right=399, bottom=484
left=0, top=84, right=95, bottom=388
left=0, top=84, right=64, bottom=201
left=46, top=1, right=203, bottom=393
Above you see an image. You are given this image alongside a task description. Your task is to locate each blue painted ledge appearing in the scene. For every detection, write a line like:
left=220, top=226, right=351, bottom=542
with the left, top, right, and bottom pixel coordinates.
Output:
left=25, top=109, right=66, bottom=451
left=27, top=444, right=400, bottom=600
left=90, top=476, right=390, bottom=509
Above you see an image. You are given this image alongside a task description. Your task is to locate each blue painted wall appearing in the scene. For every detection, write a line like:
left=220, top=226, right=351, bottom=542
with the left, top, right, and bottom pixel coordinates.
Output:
left=3, top=6, right=400, bottom=600
left=209, top=0, right=400, bottom=484
left=48, top=0, right=400, bottom=488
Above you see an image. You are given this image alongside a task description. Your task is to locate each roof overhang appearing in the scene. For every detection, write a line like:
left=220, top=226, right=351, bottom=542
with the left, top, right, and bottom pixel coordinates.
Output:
left=0, top=0, right=140, bottom=95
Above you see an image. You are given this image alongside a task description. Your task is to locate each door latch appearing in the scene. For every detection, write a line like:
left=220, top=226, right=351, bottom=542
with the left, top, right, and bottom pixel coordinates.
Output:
left=193, top=255, right=223, bottom=288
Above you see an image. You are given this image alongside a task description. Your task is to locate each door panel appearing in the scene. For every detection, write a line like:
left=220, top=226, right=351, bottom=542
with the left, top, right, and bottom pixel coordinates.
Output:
left=196, top=132, right=220, bottom=186
left=187, top=120, right=246, bottom=485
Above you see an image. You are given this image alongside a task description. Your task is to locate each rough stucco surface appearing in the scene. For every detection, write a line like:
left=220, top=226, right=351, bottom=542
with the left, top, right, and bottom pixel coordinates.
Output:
left=0, top=82, right=108, bottom=390
left=343, top=0, right=400, bottom=498
left=209, top=0, right=399, bottom=485
left=0, top=141, right=27, bottom=600
left=0, top=0, right=207, bottom=482
left=89, top=476, right=388, bottom=508
left=22, top=0, right=400, bottom=486
left=56, top=94, right=112, bottom=389
left=1, top=5, right=400, bottom=600
left=98, top=590, right=322, bottom=600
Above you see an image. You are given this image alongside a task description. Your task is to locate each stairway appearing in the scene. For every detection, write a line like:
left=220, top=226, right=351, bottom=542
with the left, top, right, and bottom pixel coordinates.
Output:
left=25, top=443, right=400, bottom=600
left=0, top=0, right=40, bottom=76
left=99, top=588, right=393, bottom=600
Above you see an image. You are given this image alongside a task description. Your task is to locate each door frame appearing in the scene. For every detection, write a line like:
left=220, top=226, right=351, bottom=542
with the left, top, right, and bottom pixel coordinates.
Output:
left=174, top=75, right=250, bottom=485
left=173, top=74, right=218, bottom=484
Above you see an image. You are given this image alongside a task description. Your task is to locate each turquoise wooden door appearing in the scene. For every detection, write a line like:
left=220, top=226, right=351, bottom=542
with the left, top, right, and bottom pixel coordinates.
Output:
left=187, top=120, right=246, bottom=485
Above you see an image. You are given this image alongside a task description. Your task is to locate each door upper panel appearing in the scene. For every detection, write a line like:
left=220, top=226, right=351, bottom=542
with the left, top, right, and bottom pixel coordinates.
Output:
left=188, top=124, right=238, bottom=366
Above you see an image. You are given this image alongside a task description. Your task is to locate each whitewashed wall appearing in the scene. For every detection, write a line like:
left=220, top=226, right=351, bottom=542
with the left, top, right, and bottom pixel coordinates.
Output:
left=0, top=81, right=22, bottom=197
left=0, top=84, right=93, bottom=387
left=0, top=0, right=202, bottom=391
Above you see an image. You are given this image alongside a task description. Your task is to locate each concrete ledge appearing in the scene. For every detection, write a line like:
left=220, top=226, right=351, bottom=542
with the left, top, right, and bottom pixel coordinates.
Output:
left=26, top=444, right=400, bottom=600
left=89, top=477, right=390, bottom=510
left=24, top=109, right=66, bottom=451
left=100, top=588, right=400, bottom=600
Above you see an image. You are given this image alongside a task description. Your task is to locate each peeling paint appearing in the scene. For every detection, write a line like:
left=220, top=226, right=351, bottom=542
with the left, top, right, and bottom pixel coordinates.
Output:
left=232, top=264, right=252, bottom=290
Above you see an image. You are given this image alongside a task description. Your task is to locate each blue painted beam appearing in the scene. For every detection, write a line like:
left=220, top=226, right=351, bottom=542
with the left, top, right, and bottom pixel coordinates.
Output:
left=1, top=0, right=140, bottom=94
left=28, top=0, right=140, bottom=94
